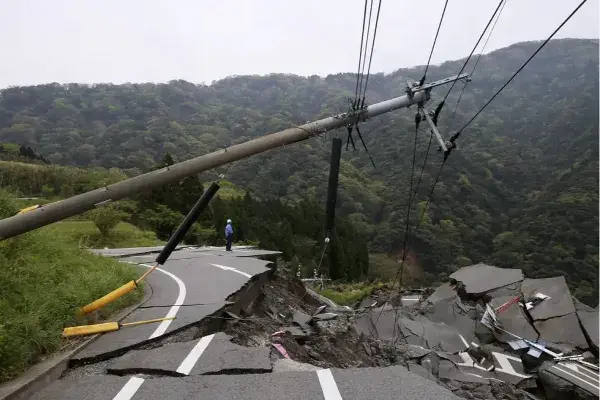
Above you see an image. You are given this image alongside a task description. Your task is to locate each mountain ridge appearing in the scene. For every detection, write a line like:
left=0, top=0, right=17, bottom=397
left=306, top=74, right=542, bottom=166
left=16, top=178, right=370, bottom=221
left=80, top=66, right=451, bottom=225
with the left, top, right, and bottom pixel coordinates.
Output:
left=0, top=38, right=597, bottom=304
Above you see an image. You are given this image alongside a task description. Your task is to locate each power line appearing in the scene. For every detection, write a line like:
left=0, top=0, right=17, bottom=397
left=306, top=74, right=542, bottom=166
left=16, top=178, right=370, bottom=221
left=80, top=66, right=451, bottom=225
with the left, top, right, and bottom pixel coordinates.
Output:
left=357, top=0, right=375, bottom=104
left=454, top=0, right=588, bottom=139
left=420, top=0, right=449, bottom=86
left=447, top=0, right=508, bottom=132
left=354, top=0, right=369, bottom=104
left=360, top=0, right=383, bottom=106
left=442, top=0, right=505, bottom=103
left=470, top=0, right=508, bottom=78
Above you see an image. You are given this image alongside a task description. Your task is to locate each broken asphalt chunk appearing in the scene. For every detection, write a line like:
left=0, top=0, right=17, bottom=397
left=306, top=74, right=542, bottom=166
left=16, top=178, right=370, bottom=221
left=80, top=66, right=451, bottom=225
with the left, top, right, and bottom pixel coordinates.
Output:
left=521, top=277, right=576, bottom=320
left=489, top=296, right=538, bottom=344
left=108, top=332, right=272, bottom=376
left=292, top=310, right=311, bottom=326
left=449, top=264, right=523, bottom=296
left=311, top=312, right=338, bottom=322
left=573, top=298, right=599, bottom=353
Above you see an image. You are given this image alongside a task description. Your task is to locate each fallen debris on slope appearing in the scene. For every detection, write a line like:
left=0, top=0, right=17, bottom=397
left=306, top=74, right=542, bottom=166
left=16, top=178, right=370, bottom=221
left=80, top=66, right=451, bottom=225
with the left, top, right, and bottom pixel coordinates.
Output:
left=351, top=264, right=599, bottom=399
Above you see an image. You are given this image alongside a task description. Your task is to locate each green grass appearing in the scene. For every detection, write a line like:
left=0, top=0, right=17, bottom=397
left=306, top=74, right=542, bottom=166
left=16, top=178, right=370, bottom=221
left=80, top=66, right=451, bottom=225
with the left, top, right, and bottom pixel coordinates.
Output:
left=0, top=193, right=151, bottom=382
left=317, top=281, right=392, bottom=306
left=44, top=220, right=164, bottom=249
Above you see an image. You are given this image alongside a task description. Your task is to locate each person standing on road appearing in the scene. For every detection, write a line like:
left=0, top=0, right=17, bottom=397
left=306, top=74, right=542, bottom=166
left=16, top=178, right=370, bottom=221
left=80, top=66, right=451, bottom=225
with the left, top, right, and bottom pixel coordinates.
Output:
left=225, top=219, right=234, bottom=251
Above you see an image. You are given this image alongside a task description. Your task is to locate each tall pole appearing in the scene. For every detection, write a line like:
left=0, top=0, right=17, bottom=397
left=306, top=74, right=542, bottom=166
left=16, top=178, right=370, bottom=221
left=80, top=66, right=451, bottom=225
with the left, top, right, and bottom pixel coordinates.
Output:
left=0, top=74, right=469, bottom=240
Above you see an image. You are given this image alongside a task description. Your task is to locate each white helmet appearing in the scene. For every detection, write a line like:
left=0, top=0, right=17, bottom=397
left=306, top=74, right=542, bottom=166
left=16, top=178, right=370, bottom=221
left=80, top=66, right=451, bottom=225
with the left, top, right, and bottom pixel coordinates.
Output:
left=227, top=219, right=232, bottom=224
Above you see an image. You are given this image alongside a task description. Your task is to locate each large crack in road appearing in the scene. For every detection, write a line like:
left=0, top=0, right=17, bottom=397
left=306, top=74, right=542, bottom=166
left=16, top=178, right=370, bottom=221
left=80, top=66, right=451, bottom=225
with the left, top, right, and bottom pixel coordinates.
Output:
left=24, top=249, right=599, bottom=400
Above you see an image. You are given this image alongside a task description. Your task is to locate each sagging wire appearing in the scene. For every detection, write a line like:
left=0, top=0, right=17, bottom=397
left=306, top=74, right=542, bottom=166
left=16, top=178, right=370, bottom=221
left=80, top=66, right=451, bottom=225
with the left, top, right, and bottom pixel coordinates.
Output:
left=419, top=0, right=449, bottom=86
left=446, top=0, right=508, bottom=132
left=345, top=0, right=383, bottom=168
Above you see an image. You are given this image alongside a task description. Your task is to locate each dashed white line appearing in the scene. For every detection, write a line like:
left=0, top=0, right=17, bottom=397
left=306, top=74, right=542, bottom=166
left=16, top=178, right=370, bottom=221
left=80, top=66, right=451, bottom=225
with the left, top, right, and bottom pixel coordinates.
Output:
left=210, top=263, right=252, bottom=278
left=112, top=376, right=145, bottom=400
left=317, top=369, right=343, bottom=400
left=176, top=334, right=216, bottom=375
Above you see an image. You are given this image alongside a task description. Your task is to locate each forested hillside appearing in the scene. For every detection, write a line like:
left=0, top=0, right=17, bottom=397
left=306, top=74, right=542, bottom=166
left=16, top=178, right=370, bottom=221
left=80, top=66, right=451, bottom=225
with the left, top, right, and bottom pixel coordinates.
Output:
left=0, top=38, right=597, bottom=304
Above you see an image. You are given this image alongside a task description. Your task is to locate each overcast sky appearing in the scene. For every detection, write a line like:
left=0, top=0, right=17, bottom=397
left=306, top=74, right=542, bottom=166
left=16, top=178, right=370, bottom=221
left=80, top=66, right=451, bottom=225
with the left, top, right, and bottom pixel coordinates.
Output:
left=0, top=0, right=597, bottom=88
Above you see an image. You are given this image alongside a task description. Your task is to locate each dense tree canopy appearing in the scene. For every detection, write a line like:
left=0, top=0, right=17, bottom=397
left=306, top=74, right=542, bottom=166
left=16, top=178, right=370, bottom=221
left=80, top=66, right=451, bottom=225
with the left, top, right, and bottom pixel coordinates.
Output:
left=0, top=38, right=597, bottom=304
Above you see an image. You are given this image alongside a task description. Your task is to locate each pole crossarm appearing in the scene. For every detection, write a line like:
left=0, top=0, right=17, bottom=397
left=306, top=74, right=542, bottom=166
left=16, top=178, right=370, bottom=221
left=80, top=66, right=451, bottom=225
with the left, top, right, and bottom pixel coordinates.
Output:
left=0, top=74, right=468, bottom=240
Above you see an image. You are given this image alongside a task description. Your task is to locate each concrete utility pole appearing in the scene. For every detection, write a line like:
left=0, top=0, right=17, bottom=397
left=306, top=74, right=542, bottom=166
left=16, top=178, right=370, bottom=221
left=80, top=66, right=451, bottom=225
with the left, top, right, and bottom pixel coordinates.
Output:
left=0, top=74, right=469, bottom=240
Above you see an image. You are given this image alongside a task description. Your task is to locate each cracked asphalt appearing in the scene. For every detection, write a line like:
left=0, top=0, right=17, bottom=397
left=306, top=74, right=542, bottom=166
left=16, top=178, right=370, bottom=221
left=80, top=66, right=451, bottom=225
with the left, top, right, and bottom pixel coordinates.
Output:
left=31, top=246, right=463, bottom=400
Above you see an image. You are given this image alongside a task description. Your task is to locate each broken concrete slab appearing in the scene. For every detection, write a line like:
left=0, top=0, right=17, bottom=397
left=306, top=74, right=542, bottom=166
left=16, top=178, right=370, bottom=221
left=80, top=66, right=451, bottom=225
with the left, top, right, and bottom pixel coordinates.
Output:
left=423, top=296, right=478, bottom=343
left=450, top=264, right=523, bottom=296
left=485, top=281, right=522, bottom=299
left=534, top=312, right=590, bottom=351
left=108, top=333, right=271, bottom=376
left=489, top=296, right=538, bottom=344
left=283, top=326, right=309, bottom=339
left=272, top=358, right=320, bottom=372
left=574, top=299, right=599, bottom=353
left=292, top=310, right=311, bottom=326
left=408, top=361, right=438, bottom=382
left=403, top=345, right=433, bottom=359
left=426, top=283, right=458, bottom=304
left=399, top=316, right=469, bottom=354
left=438, top=360, right=490, bottom=384
left=312, top=312, right=338, bottom=321
left=521, top=276, right=576, bottom=320
left=539, top=361, right=600, bottom=400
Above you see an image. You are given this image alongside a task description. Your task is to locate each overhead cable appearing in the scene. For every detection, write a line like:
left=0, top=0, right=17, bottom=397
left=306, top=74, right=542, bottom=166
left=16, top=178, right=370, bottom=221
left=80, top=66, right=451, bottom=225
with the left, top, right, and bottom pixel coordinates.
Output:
left=353, top=0, right=369, bottom=104
left=447, top=0, right=508, bottom=132
left=454, top=0, right=588, bottom=139
left=360, top=0, right=384, bottom=107
left=357, top=0, right=375, bottom=105
left=442, top=0, right=505, bottom=103
left=420, top=0, right=449, bottom=86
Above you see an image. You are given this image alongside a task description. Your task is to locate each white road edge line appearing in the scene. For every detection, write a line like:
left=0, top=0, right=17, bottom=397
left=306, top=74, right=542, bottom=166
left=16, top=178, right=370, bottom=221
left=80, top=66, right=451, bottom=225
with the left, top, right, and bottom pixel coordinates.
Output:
left=176, top=334, right=216, bottom=375
left=137, top=263, right=187, bottom=339
left=210, top=263, right=252, bottom=278
left=112, top=376, right=145, bottom=400
left=317, top=369, right=343, bottom=400
left=112, top=262, right=188, bottom=400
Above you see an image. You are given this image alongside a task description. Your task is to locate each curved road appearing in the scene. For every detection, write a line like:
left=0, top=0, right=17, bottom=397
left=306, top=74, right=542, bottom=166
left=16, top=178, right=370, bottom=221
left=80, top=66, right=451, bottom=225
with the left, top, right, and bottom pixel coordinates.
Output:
left=30, top=246, right=463, bottom=400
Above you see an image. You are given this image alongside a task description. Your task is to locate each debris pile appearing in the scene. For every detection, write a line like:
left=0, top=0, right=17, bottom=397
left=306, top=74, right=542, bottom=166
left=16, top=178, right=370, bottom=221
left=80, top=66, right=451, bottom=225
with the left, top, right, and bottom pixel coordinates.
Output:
left=355, top=263, right=599, bottom=400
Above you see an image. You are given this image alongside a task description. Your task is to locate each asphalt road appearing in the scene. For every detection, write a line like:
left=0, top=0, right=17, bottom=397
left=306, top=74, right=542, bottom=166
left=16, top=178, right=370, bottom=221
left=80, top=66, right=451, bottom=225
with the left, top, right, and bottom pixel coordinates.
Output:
left=75, top=250, right=272, bottom=361
left=32, top=366, right=461, bottom=400
left=31, top=246, right=462, bottom=399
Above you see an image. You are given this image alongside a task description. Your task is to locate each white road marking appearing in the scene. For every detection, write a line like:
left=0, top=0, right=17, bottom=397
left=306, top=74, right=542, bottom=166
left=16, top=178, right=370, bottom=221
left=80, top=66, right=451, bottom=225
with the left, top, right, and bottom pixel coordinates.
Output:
left=317, top=369, right=343, bottom=400
left=458, top=334, right=469, bottom=348
left=113, top=262, right=188, bottom=400
left=553, top=364, right=600, bottom=393
left=112, top=376, right=145, bottom=400
left=137, top=263, right=187, bottom=339
left=210, top=263, right=252, bottom=278
left=176, top=334, right=216, bottom=375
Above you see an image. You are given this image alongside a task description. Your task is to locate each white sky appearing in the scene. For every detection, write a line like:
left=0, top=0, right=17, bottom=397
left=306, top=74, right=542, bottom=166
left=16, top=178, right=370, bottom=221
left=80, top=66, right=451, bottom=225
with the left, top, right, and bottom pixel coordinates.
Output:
left=0, top=0, right=598, bottom=88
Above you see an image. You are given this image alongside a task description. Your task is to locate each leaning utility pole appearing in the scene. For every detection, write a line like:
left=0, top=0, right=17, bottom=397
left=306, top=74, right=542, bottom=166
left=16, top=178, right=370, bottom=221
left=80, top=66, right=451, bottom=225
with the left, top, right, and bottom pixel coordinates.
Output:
left=0, top=74, right=469, bottom=240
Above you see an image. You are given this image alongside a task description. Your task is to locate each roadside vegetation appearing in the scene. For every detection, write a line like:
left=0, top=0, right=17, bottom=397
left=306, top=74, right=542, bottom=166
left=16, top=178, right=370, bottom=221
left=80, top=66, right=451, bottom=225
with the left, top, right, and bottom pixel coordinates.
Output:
left=0, top=191, right=143, bottom=383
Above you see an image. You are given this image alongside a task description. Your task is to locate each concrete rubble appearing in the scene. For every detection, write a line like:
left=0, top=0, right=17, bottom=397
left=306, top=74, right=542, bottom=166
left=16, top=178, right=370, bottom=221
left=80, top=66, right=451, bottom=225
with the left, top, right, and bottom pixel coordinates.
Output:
left=353, top=263, right=599, bottom=399
left=23, top=257, right=598, bottom=400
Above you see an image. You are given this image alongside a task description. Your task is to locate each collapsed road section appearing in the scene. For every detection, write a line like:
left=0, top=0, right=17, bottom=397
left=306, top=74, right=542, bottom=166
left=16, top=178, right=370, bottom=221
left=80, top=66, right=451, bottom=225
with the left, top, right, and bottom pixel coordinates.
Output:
left=26, top=246, right=464, bottom=400
left=23, top=253, right=599, bottom=400
left=357, top=263, right=599, bottom=399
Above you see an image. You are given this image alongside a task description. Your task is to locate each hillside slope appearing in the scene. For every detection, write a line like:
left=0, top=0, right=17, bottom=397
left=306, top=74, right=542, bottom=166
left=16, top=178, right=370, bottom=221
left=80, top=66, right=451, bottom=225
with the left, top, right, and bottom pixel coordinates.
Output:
left=0, top=38, right=597, bottom=304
